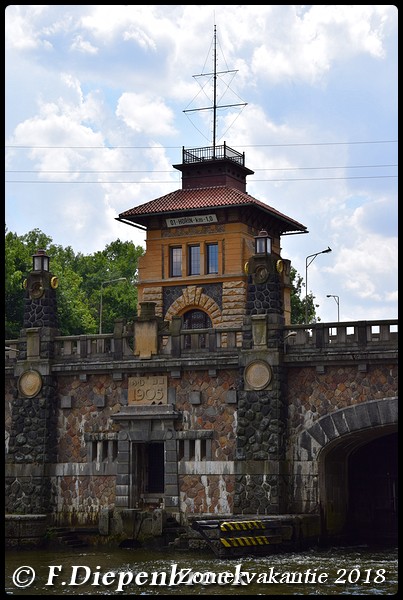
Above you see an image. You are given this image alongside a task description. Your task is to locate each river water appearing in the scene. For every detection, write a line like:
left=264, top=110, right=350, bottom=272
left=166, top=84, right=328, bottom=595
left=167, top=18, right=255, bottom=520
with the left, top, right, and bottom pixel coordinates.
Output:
left=5, top=544, right=398, bottom=595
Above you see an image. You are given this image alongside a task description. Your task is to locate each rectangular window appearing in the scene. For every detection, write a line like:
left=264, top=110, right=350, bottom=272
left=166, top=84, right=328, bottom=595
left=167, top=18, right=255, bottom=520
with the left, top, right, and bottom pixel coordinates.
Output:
left=177, top=438, right=210, bottom=461
left=88, top=440, right=118, bottom=463
left=170, top=247, right=182, bottom=277
left=188, top=245, right=200, bottom=275
left=206, top=243, right=218, bottom=274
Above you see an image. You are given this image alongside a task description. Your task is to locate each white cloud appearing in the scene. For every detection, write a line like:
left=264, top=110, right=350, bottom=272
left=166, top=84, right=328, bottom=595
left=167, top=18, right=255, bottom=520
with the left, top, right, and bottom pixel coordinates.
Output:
left=5, top=5, right=397, bottom=322
left=70, top=35, right=99, bottom=55
left=116, top=92, right=177, bottom=137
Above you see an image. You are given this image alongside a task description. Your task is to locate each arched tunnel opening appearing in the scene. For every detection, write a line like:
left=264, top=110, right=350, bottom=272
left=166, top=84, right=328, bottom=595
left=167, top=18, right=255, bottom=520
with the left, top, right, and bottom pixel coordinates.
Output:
left=320, top=427, right=397, bottom=546
left=347, top=432, right=397, bottom=544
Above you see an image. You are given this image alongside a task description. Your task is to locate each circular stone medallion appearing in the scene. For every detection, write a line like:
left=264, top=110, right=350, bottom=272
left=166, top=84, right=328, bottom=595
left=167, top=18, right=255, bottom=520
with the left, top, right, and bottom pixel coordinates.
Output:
left=244, top=360, right=272, bottom=390
left=18, top=370, right=43, bottom=398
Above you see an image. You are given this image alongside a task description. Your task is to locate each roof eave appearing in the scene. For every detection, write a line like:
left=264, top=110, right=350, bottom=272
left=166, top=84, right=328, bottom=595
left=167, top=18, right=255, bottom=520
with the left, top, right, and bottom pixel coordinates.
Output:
left=118, top=202, right=307, bottom=234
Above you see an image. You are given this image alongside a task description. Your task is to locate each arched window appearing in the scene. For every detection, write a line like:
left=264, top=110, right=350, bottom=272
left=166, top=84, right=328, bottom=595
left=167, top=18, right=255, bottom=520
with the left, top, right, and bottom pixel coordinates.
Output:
left=183, top=309, right=212, bottom=330
left=182, top=309, right=212, bottom=349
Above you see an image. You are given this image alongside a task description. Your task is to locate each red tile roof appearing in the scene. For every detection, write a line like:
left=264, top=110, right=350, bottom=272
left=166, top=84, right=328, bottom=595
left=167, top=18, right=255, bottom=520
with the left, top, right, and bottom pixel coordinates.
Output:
left=118, top=186, right=307, bottom=232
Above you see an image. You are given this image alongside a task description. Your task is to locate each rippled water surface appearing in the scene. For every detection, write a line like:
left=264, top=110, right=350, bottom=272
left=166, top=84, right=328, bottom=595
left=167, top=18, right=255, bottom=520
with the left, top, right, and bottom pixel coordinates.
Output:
left=5, top=545, right=398, bottom=595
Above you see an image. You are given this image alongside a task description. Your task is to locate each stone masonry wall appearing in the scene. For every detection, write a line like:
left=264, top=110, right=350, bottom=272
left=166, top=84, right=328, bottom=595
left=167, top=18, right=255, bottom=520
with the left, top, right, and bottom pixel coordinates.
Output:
left=286, top=363, right=398, bottom=437
left=53, top=476, right=116, bottom=527
left=23, top=288, right=59, bottom=329
left=51, top=374, right=124, bottom=523
left=246, top=273, right=283, bottom=316
left=57, top=374, right=123, bottom=462
left=6, top=356, right=396, bottom=525
left=172, top=369, right=237, bottom=460
left=5, top=379, right=15, bottom=456
left=234, top=361, right=288, bottom=515
left=6, top=367, right=240, bottom=522
left=5, top=373, right=59, bottom=514
left=178, top=474, right=234, bottom=514
left=284, top=363, right=398, bottom=515
left=172, top=368, right=238, bottom=515
left=142, top=280, right=247, bottom=329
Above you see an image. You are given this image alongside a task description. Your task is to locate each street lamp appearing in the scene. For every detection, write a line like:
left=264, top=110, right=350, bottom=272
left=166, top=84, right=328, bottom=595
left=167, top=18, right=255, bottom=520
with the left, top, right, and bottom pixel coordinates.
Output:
left=254, top=229, right=272, bottom=254
left=326, top=294, right=340, bottom=322
left=305, top=247, right=332, bottom=324
left=99, top=277, right=127, bottom=334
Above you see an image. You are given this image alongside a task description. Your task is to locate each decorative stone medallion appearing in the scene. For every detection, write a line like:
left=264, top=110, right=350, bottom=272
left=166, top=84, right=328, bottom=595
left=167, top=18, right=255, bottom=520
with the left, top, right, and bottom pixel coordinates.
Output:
left=18, top=370, right=43, bottom=398
left=254, top=264, right=269, bottom=284
left=244, top=360, right=272, bottom=390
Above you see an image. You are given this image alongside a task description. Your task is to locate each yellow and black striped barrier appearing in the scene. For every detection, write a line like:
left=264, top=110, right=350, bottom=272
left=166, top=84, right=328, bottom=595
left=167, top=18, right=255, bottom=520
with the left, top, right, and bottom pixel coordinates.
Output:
left=191, top=517, right=291, bottom=557
left=220, top=520, right=265, bottom=532
left=220, top=535, right=270, bottom=547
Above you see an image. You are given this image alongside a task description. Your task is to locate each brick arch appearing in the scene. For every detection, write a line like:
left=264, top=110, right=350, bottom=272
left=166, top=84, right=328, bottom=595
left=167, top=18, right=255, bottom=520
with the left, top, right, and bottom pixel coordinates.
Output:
left=164, top=285, right=222, bottom=326
left=293, top=397, right=398, bottom=462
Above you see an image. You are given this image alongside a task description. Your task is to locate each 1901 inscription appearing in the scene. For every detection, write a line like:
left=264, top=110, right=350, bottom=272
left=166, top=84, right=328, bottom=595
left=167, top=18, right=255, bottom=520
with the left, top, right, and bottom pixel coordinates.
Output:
left=128, top=376, right=167, bottom=405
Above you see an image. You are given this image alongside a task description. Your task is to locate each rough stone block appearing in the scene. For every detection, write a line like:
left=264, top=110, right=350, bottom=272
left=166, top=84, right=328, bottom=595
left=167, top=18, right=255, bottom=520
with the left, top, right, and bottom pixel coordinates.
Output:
left=189, top=391, right=201, bottom=405
left=94, top=394, right=106, bottom=408
left=226, top=389, right=237, bottom=404
left=60, top=395, right=72, bottom=409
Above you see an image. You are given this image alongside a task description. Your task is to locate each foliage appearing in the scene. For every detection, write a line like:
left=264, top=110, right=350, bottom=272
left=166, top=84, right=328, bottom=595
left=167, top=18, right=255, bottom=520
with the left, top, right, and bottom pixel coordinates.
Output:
left=290, top=266, right=319, bottom=324
left=5, top=227, right=144, bottom=338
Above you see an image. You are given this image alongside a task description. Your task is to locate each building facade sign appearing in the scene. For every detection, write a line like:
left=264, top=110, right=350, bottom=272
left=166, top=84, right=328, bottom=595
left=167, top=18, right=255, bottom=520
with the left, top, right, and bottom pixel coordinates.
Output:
left=166, top=214, right=217, bottom=227
left=128, top=376, right=168, bottom=405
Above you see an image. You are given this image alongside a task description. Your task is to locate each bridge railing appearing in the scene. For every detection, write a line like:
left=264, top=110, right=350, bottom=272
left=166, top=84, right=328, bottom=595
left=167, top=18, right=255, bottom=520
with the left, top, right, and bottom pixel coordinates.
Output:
left=5, top=319, right=397, bottom=363
left=283, top=320, right=398, bottom=352
left=160, top=326, right=244, bottom=357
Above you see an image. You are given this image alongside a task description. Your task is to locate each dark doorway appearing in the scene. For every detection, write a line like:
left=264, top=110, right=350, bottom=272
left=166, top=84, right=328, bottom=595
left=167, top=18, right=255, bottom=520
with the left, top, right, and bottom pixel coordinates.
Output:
left=147, top=443, right=165, bottom=493
left=132, top=442, right=165, bottom=506
left=348, top=433, right=397, bottom=544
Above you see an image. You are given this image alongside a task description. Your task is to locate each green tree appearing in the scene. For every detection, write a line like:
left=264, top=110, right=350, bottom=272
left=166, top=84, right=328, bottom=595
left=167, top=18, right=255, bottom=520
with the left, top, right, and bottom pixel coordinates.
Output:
left=5, top=228, right=34, bottom=338
left=76, top=240, right=141, bottom=334
left=5, top=228, right=144, bottom=337
left=290, top=266, right=319, bottom=324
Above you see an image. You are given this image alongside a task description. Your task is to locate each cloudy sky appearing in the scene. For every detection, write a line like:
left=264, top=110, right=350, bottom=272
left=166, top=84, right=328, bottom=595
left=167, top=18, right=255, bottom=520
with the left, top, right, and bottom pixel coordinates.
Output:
left=5, top=5, right=397, bottom=323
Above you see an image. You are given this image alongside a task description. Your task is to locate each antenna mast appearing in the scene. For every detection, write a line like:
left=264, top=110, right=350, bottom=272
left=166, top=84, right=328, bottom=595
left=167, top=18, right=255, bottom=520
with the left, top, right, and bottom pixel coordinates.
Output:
left=213, top=24, right=217, bottom=154
left=184, top=25, right=247, bottom=158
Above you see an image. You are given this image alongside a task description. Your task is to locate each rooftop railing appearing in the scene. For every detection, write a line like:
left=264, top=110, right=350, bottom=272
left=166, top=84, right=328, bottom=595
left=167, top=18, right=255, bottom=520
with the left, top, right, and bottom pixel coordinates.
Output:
left=182, top=142, right=245, bottom=166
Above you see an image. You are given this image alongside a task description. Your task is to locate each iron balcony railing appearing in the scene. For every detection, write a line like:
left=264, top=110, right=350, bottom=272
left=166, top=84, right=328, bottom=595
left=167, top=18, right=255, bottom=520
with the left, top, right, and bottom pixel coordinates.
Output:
left=182, top=142, right=245, bottom=166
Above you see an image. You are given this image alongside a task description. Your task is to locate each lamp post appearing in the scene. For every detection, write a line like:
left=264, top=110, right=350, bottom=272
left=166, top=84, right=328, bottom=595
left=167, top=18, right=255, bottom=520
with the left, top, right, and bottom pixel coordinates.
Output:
left=326, top=294, right=340, bottom=322
left=305, top=247, right=332, bottom=324
left=254, top=229, right=271, bottom=254
left=99, top=277, right=127, bottom=334
left=32, top=248, right=50, bottom=272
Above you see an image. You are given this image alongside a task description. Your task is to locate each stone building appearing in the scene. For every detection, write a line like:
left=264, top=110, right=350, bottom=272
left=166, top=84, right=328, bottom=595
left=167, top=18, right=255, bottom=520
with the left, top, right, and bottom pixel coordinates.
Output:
left=5, top=142, right=398, bottom=552
left=113, top=142, right=307, bottom=518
